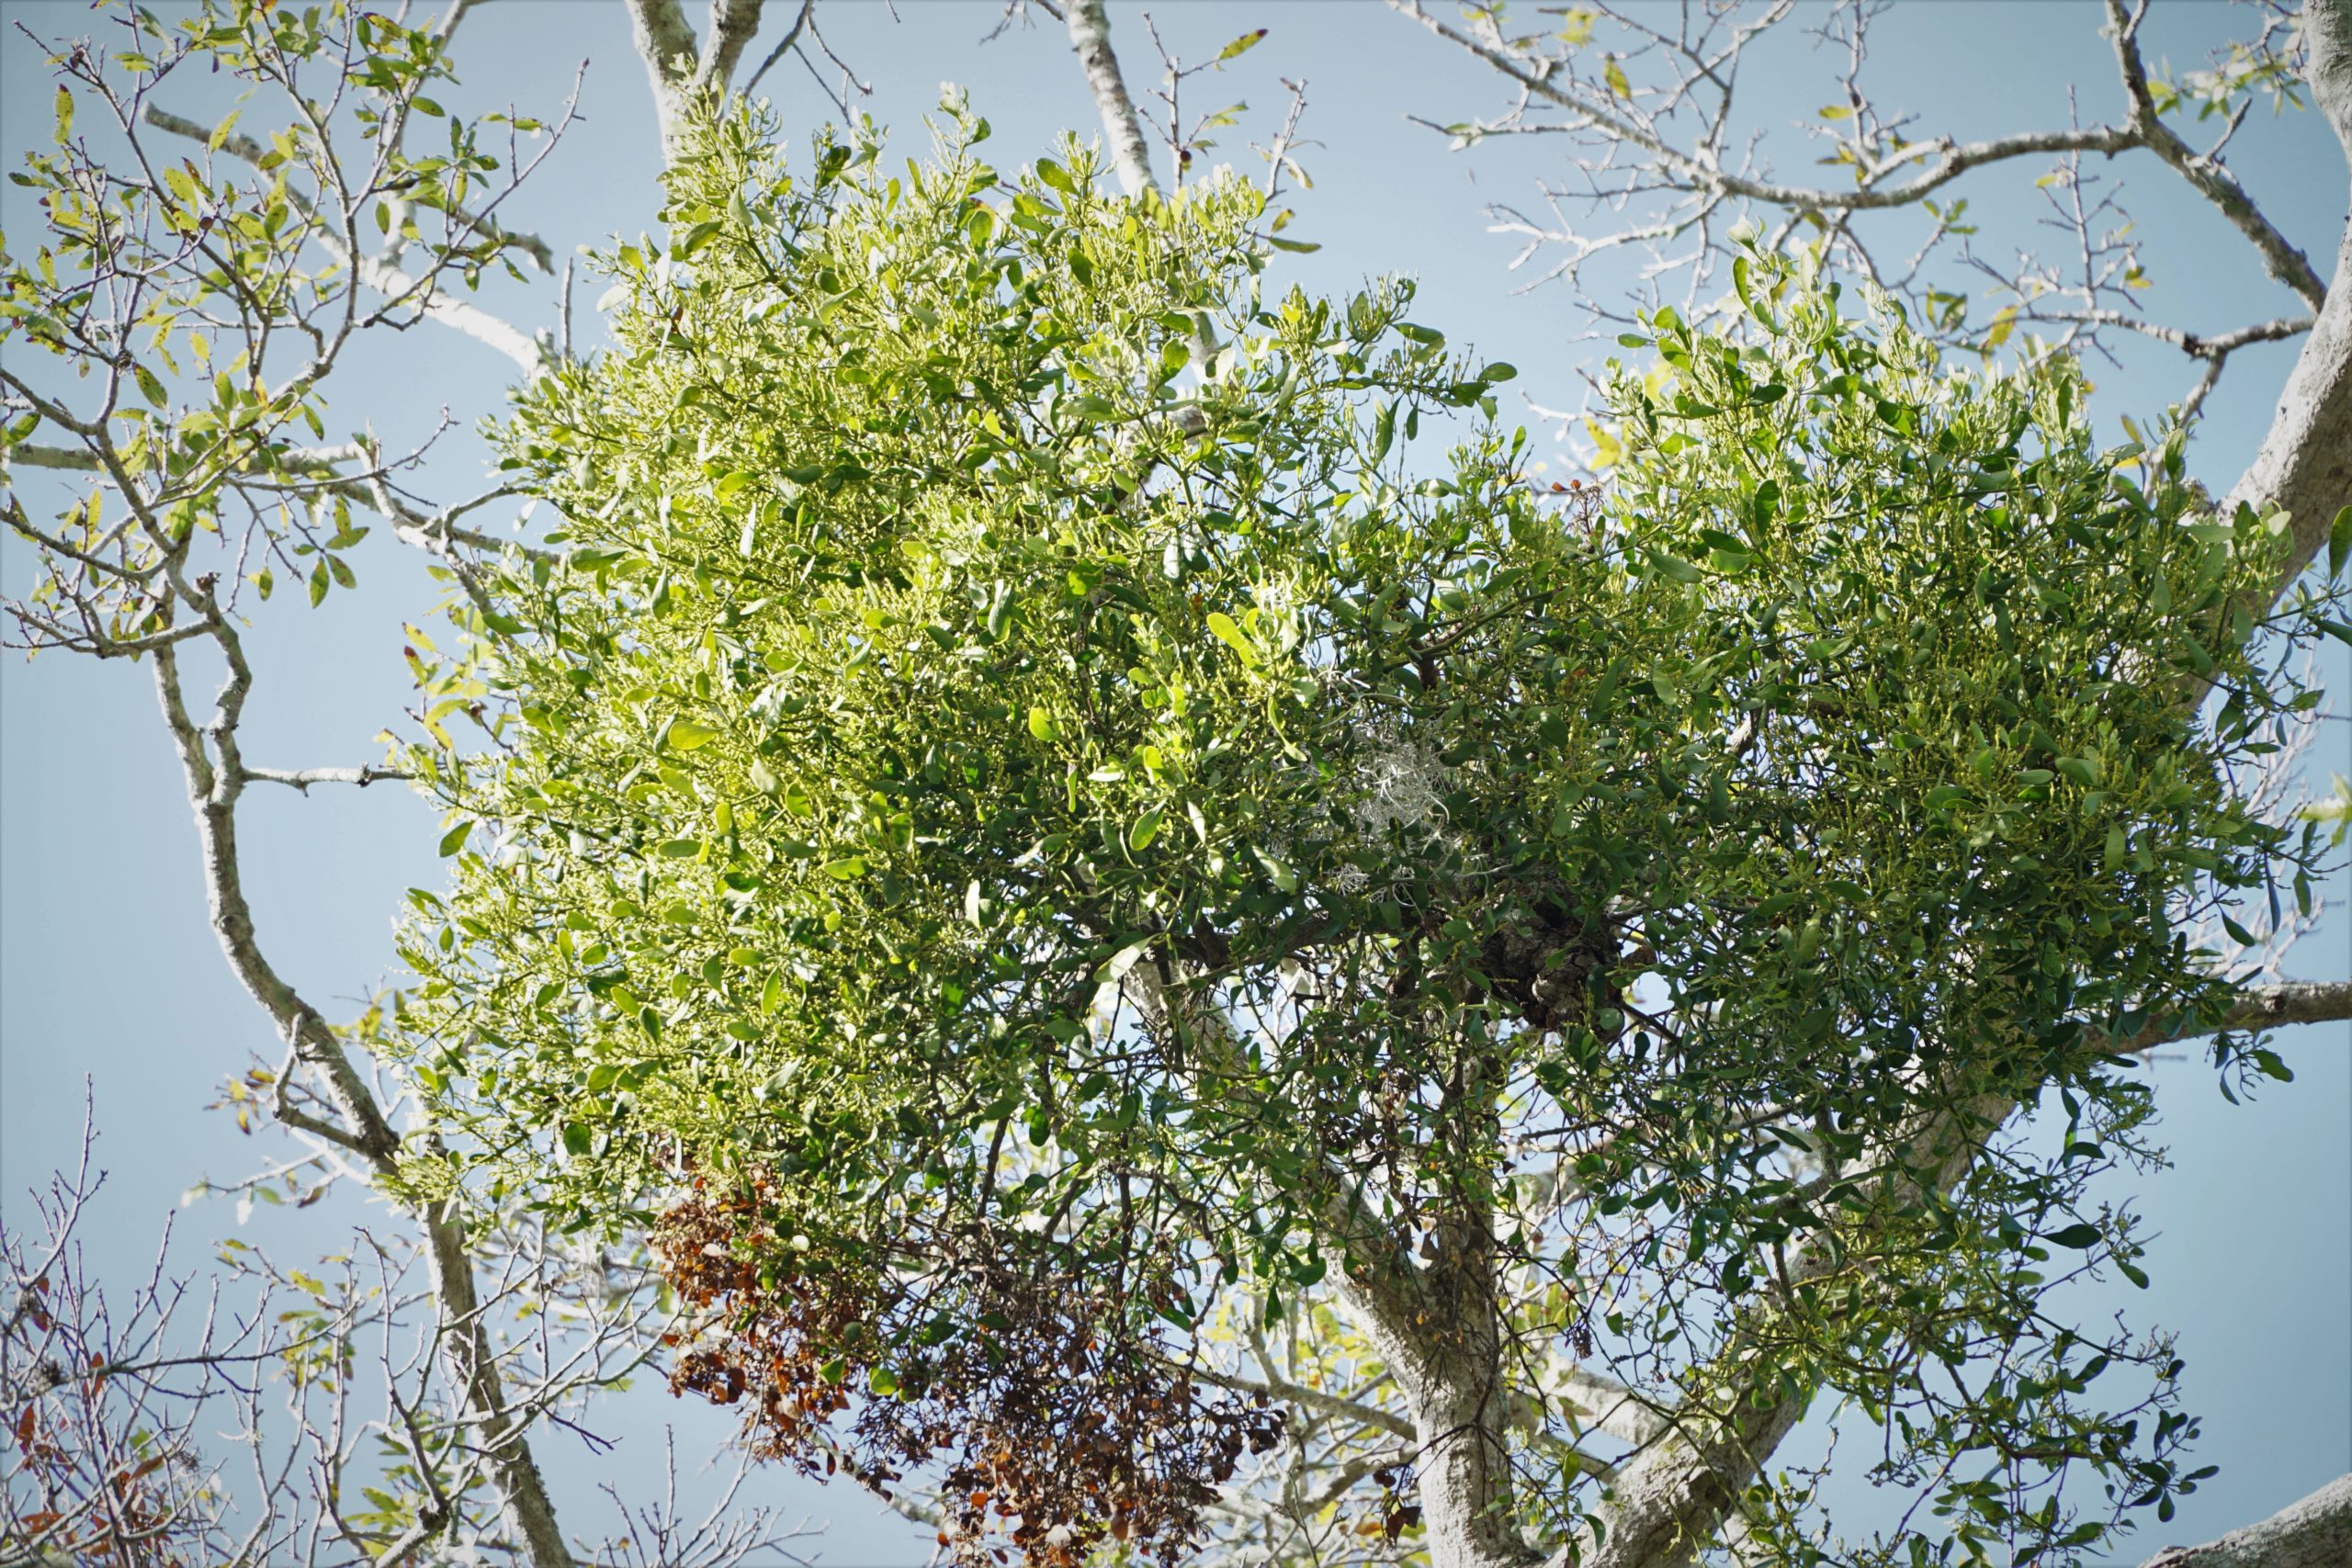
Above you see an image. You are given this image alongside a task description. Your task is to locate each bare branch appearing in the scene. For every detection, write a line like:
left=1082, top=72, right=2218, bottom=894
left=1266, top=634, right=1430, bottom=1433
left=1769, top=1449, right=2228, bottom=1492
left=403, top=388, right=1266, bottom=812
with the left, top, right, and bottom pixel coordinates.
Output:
left=139, top=105, right=550, bottom=377
left=2141, top=1472, right=2352, bottom=1568
left=741, top=0, right=815, bottom=96
left=239, top=763, right=414, bottom=792
left=1065, top=0, right=1159, bottom=198
left=2104, top=0, right=2328, bottom=310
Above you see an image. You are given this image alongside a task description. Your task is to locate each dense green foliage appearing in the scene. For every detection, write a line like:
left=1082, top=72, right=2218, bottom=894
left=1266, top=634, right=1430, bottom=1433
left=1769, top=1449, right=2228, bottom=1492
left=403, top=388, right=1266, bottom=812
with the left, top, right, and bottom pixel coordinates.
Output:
left=392, top=104, right=2335, bottom=1562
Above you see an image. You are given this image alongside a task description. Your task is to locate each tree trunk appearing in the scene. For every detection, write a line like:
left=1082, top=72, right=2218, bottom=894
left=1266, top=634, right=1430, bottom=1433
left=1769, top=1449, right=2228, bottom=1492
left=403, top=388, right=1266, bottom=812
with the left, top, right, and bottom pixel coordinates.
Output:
left=1342, top=1217, right=1540, bottom=1568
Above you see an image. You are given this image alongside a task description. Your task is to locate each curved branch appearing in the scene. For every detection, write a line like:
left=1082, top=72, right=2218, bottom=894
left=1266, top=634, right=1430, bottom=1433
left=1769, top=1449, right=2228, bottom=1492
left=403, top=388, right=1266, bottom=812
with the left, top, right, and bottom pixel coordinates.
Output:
left=1389, top=0, right=2137, bottom=212
left=139, top=106, right=548, bottom=377
left=1190, top=1362, right=1418, bottom=1443
left=2105, top=0, right=2329, bottom=310
left=2222, top=0, right=2352, bottom=598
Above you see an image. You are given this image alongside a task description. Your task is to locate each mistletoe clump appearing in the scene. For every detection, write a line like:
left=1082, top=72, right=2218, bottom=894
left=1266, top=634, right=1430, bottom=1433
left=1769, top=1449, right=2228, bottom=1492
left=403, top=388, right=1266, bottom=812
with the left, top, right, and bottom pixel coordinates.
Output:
left=392, top=96, right=2335, bottom=1563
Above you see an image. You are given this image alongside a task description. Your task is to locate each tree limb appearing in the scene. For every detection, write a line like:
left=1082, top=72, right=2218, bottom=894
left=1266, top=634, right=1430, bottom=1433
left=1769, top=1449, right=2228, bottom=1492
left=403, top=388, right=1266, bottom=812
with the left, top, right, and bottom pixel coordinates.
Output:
left=1064, top=0, right=1159, bottom=198
left=2132, top=979, right=2352, bottom=1049
left=2142, top=1472, right=2352, bottom=1568
left=2105, top=0, right=2330, bottom=310
left=2221, top=0, right=2352, bottom=597
left=1388, top=0, right=2138, bottom=213
left=146, top=602, right=576, bottom=1567
left=138, top=106, right=548, bottom=378
left=627, top=0, right=773, bottom=163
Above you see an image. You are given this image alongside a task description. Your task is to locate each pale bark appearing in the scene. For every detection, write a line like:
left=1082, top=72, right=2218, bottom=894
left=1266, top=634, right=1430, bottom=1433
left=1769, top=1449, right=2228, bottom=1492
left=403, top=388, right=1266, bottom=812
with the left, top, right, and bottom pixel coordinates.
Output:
left=139, top=106, right=550, bottom=378
left=150, top=618, right=576, bottom=1568
left=626, top=0, right=773, bottom=164
left=1065, top=0, right=1159, bottom=197
left=1340, top=1223, right=1541, bottom=1568
left=2222, top=0, right=2352, bottom=593
left=2142, top=1473, right=2352, bottom=1568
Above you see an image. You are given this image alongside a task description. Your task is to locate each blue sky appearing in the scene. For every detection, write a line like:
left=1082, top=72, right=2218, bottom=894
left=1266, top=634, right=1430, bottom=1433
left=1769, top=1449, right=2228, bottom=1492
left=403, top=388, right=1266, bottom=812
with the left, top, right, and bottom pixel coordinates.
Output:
left=2, top=2, right=2346, bottom=1562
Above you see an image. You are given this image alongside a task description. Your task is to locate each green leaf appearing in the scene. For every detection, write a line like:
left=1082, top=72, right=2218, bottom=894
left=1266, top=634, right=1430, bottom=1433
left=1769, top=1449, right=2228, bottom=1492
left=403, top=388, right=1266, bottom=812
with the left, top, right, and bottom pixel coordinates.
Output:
left=667, top=719, right=721, bottom=751
left=1027, top=705, right=1058, bottom=742
left=1645, top=549, right=1704, bottom=583
left=868, top=1367, right=901, bottom=1396
left=53, top=85, right=71, bottom=145
left=2041, top=1224, right=2102, bottom=1249
left=437, top=821, right=471, bottom=857
left=1604, top=57, right=1632, bottom=98
left=821, top=856, right=868, bottom=880
left=1368, top=401, right=1396, bottom=468
left=1129, top=807, right=1165, bottom=852
left=1204, top=611, right=1260, bottom=666
left=2327, top=503, right=2351, bottom=580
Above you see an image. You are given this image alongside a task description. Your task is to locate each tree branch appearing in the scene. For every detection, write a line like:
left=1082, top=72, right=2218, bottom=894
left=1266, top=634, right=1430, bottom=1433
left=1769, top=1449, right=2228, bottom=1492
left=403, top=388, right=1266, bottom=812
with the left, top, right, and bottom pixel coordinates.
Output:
left=2142, top=1472, right=2352, bottom=1568
left=239, top=763, right=414, bottom=792
left=138, top=106, right=548, bottom=377
left=2221, top=0, right=2352, bottom=599
left=2105, top=0, right=2329, bottom=310
left=627, top=0, right=773, bottom=162
left=693, top=0, right=768, bottom=94
left=1389, top=0, right=2137, bottom=213
left=2136, top=979, right=2352, bottom=1047
left=1065, top=0, right=1159, bottom=198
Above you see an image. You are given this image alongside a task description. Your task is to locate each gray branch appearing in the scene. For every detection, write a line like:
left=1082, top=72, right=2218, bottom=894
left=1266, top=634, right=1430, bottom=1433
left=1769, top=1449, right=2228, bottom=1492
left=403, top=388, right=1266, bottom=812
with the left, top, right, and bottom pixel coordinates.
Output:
left=2142, top=1473, right=2352, bottom=1568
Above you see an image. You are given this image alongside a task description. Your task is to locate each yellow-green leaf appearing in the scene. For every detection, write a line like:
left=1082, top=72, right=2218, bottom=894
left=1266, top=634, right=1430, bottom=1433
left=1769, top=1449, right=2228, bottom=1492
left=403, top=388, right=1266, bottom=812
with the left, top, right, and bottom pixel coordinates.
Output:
left=1205, top=611, right=1259, bottom=666
left=667, top=719, right=721, bottom=751
left=1216, top=28, right=1268, bottom=62
left=1585, top=417, right=1623, bottom=469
